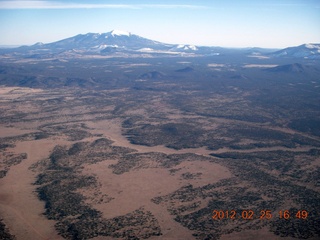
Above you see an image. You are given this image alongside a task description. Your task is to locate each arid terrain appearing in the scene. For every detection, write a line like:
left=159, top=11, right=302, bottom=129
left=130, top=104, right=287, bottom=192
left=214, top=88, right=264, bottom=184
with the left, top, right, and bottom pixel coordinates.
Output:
left=0, top=51, right=320, bottom=240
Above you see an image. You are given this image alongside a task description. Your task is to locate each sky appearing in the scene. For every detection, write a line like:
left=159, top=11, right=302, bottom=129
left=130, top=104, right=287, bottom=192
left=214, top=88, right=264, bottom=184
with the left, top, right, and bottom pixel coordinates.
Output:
left=0, top=0, right=319, bottom=48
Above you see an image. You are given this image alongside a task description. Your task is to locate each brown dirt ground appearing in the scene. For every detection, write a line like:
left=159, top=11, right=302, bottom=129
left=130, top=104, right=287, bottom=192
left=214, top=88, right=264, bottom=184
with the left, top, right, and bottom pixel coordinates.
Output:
left=0, top=138, right=68, bottom=240
left=1, top=87, right=317, bottom=240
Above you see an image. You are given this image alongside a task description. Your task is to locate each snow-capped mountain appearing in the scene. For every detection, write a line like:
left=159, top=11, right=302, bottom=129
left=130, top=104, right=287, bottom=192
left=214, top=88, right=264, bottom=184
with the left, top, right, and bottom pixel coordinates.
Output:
left=41, top=30, right=173, bottom=51
left=2, top=30, right=206, bottom=58
left=270, top=44, right=320, bottom=59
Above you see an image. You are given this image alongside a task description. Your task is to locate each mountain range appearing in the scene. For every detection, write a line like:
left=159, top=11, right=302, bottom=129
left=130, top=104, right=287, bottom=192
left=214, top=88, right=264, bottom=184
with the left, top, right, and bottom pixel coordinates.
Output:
left=270, top=44, right=320, bottom=59
left=0, top=30, right=319, bottom=59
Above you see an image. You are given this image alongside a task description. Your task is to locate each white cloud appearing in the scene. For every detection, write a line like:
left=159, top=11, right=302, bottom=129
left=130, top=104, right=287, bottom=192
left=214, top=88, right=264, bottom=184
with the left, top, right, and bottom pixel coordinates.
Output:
left=0, top=1, right=138, bottom=9
left=0, top=1, right=207, bottom=10
left=139, top=4, right=207, bottom=10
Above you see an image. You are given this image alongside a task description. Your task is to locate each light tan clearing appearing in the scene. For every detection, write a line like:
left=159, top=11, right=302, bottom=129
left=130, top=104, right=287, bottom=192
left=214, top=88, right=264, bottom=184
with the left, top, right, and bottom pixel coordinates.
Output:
left=208, top=63, right=225, bottom=67
left=0, top=86, right=43, bottom=95
left=243, top=64, right=278, bottom=68
left=0, top=86, right=43, bottom=103
left=0, top=139, right=66, bottom=240
left=0, top=126, right=35, bottom=137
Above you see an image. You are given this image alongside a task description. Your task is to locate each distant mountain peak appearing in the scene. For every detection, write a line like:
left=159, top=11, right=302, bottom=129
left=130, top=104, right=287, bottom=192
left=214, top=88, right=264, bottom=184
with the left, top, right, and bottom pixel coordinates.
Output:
left=270, top=43, right=320, bottom=59
left=110, top=30, right=131, bottom=37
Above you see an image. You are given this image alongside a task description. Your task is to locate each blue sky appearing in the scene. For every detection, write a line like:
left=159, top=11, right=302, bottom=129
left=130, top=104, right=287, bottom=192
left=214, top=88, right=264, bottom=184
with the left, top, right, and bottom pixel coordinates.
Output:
left=0, top=0, right=319, bottom=48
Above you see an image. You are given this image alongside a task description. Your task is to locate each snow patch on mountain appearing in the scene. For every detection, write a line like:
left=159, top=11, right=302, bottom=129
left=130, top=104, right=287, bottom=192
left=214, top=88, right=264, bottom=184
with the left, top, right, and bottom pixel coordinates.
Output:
left=138, top=48, right=154, bottom=52
left=92, top=44, right=119, bottom=50
left=187, top=45, right=197, bottom=51
left=176, top=44, right=198, bottom=51
left=34, top=42, right=44, bottom=46
left=111, top=30, right=130, bottom=37
left=93, top=33, right=101, bottom=39
left=304, top=44, right=320, bottom=50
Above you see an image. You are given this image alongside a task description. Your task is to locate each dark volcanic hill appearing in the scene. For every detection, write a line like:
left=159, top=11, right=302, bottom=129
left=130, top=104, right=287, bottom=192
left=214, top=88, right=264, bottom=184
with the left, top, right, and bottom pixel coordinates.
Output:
left=139, top=71, right=166, bottom=80
left=265, top=63, right=320, bottom=73
left=265, top=63, right=306, bottom=73
left=175, top=67, right=194, bottom=73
